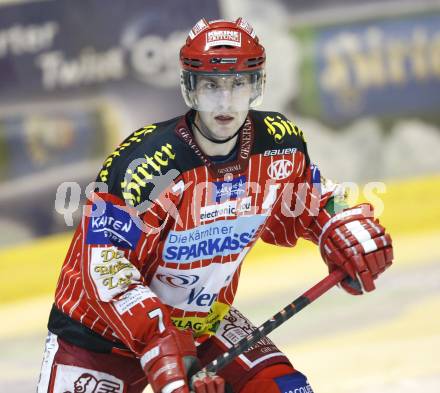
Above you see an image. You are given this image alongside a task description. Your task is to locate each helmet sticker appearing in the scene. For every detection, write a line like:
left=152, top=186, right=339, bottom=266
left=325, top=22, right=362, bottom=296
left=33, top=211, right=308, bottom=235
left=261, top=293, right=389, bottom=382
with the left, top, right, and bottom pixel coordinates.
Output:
left=188, top=18, right=209, bottom=40
left=236, top=18, right=256, bottom=39
left=206, top=30, right=242, bottom=48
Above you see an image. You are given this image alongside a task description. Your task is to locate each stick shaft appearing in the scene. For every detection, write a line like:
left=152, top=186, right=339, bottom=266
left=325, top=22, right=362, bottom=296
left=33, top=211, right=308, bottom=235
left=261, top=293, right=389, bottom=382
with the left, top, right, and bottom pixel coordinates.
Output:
left=203, top=270, right=346, bottom=374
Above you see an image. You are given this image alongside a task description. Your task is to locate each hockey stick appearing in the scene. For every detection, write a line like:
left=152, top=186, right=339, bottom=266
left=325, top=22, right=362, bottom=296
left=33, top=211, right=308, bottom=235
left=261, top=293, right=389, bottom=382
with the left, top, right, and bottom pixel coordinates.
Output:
left=195, top=269, right=347, bottom=377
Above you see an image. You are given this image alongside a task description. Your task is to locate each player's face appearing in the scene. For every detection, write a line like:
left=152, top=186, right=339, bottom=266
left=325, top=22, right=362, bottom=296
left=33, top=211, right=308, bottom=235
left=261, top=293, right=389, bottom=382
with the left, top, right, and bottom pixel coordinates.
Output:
left=195, top=74, right=252, bottom=139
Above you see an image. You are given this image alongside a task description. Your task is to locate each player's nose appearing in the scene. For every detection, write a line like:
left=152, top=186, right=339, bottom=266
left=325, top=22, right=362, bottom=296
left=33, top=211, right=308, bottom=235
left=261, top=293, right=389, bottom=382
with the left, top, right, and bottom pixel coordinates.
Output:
left=217, top=88, right=233, bottom=110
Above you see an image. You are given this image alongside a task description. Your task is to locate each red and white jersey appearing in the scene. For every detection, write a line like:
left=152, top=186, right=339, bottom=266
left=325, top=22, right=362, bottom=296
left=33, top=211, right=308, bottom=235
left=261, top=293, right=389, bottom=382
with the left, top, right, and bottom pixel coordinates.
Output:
left=53, top=110, right=335, bottom=357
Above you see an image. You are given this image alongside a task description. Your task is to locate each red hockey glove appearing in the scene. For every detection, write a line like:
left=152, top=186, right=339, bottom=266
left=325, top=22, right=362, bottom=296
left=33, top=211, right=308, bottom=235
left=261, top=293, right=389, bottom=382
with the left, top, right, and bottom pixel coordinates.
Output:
left=319, top=203, right=393, bottom=295
left=191, top=371, right=225, bottom=393
left=141, top=327, right=225, bottom=393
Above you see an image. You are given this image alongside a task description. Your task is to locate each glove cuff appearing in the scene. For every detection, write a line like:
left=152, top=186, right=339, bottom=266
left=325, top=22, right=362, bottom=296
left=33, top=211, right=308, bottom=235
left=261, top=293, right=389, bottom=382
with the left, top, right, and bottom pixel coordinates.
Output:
left=319, top=203, right=374, bottom=246
left=141, top=328, right=196, bottom=393
left=140, top=328, right=196, bottom=370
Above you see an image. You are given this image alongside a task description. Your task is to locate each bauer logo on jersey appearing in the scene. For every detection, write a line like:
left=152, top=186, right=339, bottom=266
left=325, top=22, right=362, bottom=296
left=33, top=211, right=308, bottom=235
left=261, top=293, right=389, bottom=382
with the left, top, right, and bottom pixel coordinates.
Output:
left=212, top=175, right=246, bottom=202
left=163, top=215, right=266, bottom=263
left=263, top=147, right=297, bottom=156
left=86, top=201, right=141, bottom=250
left=267, top=159, right=294, bottom=180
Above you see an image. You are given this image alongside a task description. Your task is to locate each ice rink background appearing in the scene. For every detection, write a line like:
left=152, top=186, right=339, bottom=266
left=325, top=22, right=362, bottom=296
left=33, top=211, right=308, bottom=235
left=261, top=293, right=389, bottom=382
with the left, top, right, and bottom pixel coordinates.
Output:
left=0, top=0, right=440, bottom=392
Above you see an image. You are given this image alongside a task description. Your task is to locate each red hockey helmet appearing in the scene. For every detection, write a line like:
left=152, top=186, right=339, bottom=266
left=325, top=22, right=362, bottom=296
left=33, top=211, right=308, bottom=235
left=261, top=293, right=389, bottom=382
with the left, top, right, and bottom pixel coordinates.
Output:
left=180, top=18, right=266, bottom=111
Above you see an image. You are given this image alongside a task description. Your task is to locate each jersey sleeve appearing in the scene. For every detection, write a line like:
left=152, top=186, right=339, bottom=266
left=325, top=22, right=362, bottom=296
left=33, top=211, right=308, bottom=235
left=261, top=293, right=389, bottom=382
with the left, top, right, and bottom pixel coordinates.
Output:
left=261, top=128, right=347, bottom=247
left=293, top=163, right=348, bottom=245
left=80, top=154, right=182, bottom=357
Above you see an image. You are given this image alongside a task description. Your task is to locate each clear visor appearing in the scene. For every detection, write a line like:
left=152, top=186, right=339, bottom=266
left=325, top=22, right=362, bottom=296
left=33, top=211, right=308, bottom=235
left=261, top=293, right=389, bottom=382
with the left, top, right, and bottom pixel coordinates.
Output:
left=181, top=70, right=265, bottom=112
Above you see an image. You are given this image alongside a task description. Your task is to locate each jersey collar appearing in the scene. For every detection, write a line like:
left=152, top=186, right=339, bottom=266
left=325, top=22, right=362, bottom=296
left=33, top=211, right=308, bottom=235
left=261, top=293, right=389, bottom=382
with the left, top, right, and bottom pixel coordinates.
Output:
left=175, top=110, right=254, bottom=178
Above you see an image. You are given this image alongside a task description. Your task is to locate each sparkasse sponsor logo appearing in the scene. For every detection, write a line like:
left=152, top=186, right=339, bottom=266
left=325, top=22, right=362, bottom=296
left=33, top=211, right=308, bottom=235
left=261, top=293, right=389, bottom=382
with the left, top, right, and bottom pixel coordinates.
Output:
left=163, top=215, right=266, bottom=263
left=267, top=159, right=294, bottom=180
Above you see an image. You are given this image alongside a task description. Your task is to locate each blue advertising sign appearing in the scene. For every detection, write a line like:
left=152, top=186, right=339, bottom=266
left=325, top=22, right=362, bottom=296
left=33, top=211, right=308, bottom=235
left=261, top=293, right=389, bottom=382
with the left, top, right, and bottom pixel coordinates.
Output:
left=0, top=103, right=109, bottom=181
left=0, top=1, right=220, bottom=241
left=298, top=13, right=440, bottom=123
left=0, top=0, right=220, bottom=101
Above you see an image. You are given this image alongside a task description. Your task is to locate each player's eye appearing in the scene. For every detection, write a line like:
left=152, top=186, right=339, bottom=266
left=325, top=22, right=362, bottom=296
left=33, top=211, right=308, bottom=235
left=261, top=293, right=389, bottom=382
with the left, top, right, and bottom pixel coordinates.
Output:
left=203, top=81, right=217, bottom=89
left=233, top=77, right=250, bottom=88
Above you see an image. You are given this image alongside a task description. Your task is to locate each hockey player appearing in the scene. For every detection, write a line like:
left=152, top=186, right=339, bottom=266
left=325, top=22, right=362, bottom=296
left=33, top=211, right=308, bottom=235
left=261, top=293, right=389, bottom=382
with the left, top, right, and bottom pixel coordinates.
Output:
left=37, top=18, right=393, bottom=393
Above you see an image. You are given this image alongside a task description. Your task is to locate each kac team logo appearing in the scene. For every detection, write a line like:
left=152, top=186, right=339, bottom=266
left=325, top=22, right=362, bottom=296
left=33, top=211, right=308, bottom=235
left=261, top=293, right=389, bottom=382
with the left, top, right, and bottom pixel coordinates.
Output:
left=156, top=274, right=199, bottom=288
left=267, top=159, right=294, bottom=180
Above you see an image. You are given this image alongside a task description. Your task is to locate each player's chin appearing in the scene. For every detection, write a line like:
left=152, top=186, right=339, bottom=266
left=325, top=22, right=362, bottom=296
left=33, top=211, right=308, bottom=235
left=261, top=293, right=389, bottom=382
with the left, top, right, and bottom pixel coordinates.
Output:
left=215, top=123, right=239, bottom=137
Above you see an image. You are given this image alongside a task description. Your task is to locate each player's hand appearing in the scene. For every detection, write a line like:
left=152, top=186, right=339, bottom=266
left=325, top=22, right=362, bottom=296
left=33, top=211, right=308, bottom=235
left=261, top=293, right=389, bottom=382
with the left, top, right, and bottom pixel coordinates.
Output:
left=319, top=203, right=393, bottom=295
left=141, top=327, right=225, bottom=393
left=191, top=370, right=225, bottom=393
left=141, top=327, right=197, bottom=393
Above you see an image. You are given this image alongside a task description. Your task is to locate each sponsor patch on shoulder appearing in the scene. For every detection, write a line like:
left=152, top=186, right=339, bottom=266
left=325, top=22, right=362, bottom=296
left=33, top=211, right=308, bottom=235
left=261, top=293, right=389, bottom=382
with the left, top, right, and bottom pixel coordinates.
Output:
left=86, top=201, right=141, bottom=249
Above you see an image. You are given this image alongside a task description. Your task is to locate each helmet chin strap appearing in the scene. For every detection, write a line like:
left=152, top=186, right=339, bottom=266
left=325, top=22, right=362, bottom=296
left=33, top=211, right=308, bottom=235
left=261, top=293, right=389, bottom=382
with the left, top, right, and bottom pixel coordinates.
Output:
left=192, top=118, right=241, bottom=144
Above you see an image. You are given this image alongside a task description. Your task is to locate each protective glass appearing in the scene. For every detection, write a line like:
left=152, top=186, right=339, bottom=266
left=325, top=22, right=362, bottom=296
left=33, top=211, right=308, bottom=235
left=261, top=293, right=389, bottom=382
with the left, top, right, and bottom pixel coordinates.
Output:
left=181, top=70, right=265, bottom=112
